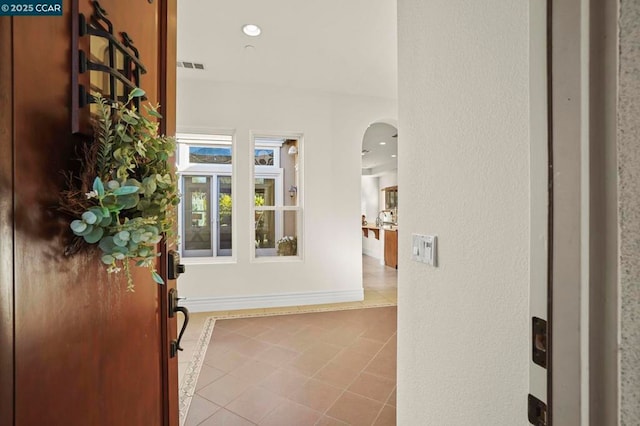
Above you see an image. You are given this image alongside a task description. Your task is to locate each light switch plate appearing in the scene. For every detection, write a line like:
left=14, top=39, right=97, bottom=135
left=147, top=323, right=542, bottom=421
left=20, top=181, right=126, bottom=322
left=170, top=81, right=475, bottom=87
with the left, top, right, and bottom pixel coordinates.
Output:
left=411, top=234, right=421, bottom=262
left=411, top=234, right=437, bottom=266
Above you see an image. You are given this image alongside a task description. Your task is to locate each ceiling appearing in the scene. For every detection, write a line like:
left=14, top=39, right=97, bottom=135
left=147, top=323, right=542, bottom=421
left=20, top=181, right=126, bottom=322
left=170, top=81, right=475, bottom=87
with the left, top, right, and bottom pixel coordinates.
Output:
left=361, top=122, right=397, bottom=175
left=177, top=0, right=398, bottom=99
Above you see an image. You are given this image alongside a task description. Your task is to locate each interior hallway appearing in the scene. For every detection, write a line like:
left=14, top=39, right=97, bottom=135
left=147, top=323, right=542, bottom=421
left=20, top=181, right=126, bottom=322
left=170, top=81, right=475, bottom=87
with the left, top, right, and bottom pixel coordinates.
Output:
left=179, top=255, right=397, bottom=425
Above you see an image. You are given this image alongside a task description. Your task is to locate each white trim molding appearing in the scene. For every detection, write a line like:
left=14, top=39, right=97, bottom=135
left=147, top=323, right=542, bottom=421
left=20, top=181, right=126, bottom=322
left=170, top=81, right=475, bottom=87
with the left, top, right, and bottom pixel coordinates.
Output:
left=179, top=289, right=365, bottom=313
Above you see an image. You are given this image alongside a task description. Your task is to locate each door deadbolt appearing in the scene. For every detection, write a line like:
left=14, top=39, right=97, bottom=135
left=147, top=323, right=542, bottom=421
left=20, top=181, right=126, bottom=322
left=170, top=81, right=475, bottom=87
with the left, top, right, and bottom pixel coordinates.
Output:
left=167, top=250, right=185, bottom=280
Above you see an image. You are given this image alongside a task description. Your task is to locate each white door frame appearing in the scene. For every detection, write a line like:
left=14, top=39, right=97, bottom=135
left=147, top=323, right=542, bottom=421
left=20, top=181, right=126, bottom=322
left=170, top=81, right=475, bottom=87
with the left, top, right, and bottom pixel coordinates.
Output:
left=549, top=0, right=620, bottom=424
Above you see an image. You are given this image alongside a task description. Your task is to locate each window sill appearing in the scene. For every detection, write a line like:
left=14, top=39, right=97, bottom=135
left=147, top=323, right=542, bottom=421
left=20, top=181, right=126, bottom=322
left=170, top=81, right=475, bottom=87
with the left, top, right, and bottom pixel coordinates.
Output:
left=251, top=256, right=304, bottom=264
left=181, top=257, right=237, bottom=265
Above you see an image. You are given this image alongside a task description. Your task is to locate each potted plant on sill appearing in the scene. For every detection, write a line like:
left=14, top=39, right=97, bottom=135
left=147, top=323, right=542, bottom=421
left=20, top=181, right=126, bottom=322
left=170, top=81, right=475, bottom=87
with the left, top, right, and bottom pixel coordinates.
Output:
left=277, top=236, right=297, bottom=256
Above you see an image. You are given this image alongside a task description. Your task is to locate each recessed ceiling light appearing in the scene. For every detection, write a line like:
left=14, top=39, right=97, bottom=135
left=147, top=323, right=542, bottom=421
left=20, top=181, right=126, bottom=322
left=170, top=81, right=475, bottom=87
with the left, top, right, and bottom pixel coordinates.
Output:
left=391, top=154, right=397, bottom=158
left=379, top=142, right=386, bottom=145
left=242, top=24, right=261, bottom=37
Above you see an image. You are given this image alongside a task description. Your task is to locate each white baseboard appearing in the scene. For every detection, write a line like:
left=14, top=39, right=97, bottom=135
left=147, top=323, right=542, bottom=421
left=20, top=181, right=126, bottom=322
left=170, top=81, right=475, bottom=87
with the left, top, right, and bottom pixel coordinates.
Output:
left=363, top=251, right=384, bottom=265
left=362, top=247, right=382, bottom=259
left=179, top=288, right=365, bottom=313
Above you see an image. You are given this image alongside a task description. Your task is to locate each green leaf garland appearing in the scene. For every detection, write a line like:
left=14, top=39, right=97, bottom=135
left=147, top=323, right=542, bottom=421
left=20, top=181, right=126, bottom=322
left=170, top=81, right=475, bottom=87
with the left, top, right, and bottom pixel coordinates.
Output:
left=67, top=91, right=179, bottom=291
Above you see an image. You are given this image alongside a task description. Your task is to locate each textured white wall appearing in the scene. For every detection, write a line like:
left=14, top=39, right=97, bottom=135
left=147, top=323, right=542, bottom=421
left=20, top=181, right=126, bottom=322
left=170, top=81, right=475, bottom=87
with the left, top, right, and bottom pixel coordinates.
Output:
left=177, top=79, right=396, bottom=303
left=397, top=1, right=529, bottom=424
left=618, top=0, right=640, bottom=422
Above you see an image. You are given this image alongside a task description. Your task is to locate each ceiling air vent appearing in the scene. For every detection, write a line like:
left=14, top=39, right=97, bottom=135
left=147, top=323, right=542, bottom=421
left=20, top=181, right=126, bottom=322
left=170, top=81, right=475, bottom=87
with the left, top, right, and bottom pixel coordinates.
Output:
left=177, top=61, right=206, bottom=70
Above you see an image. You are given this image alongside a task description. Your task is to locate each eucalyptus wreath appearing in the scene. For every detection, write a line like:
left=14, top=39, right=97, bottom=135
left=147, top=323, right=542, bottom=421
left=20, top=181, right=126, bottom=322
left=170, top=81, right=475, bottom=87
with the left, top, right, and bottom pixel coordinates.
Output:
left=61, top=89, right=179, bottom=291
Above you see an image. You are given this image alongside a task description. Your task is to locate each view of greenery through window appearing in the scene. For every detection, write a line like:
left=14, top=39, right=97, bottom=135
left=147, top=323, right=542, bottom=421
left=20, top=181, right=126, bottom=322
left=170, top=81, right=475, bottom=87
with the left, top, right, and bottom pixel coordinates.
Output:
left=177, top=134, right=301, bottom=260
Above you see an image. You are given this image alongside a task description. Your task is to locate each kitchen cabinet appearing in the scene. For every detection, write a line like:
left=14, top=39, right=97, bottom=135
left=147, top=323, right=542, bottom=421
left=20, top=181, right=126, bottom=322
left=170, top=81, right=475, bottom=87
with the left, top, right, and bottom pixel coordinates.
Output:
left=384, top=229, right=398, bottom=269
left=381, top=185, right=398, bottom=209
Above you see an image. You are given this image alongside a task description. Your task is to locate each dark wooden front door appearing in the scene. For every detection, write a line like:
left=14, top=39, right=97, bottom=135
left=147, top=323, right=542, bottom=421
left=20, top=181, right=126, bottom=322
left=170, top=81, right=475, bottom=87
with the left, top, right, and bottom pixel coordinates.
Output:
left=0, top=0, right=178, bottom=424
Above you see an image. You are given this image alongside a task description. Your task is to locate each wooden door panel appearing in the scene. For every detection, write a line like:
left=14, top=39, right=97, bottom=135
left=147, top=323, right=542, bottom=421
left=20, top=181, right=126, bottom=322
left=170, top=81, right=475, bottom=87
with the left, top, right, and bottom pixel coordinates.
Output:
left=6, top=1, right=177, bottom=425
left=158, top=1, right=179, bottom=421
left=0, top=15, right=15, bottom=425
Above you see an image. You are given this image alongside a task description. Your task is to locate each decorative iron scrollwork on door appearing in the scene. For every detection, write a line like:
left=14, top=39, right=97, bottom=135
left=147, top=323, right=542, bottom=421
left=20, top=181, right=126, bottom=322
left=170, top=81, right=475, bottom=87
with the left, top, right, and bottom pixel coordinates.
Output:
left=71, top=0, right=147, bottom=133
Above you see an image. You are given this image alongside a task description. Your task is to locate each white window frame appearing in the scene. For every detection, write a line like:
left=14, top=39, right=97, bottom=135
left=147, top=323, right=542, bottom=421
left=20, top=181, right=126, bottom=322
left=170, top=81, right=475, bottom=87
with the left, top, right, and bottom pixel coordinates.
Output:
left=250, top=132, right=304, bottom=263
left=176, top=133, right=236, bottom=263
left=254, top=170, right=284, bottom=257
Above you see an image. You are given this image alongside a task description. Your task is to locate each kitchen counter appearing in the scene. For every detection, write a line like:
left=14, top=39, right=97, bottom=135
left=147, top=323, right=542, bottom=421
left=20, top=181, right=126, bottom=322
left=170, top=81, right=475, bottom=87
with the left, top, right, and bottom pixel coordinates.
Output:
left=362, top=225, right=380, bottom=239
left=362, top=225, right=398, bottom=239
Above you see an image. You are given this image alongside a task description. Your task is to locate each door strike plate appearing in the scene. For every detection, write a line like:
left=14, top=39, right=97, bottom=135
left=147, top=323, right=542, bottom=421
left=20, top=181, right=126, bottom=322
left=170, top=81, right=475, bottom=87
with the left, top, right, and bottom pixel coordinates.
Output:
left=528, top=394, right=548, bottom=426
left=532, top=317, right=547, bottom=368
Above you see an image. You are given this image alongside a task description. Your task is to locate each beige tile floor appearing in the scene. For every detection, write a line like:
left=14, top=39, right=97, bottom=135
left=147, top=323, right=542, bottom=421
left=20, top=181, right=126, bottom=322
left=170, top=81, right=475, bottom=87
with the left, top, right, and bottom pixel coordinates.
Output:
left=178, top=255, right=397, bottom=425
left=178, top=255, right=397, bottom=381
left=187, top=306, right=397, bottom=425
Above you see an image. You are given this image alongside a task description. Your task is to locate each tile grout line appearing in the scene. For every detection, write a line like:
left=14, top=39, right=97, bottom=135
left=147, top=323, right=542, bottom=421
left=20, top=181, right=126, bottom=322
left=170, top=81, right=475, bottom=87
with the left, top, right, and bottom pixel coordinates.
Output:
left=311, top=328, right=397, bottom=425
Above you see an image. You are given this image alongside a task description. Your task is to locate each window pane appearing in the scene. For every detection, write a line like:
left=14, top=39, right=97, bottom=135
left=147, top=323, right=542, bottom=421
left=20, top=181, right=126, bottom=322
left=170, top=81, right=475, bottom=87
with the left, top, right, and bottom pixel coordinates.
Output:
left=255, top=211, right=298, bottom=257
left=189, top=146, right=232, bottom=164
left=255, top=178, right=276, bottom=206
left=217, top=176, right=232, bottom=256
left=282, top=140, right=299, bottom=207
left=254, top=149, right=274, bottom=165
left=183, top=176, right=212, bottom=256
left=254, top=210, right=275, bottom=250
left=278, top=211, right=298, bottom=256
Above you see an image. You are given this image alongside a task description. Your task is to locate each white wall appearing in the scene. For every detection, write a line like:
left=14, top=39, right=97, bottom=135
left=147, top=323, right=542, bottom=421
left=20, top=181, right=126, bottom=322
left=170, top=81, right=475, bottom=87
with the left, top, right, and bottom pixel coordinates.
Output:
left=378, top=171, right=397, bottom=190
left=397, top=1, right=529, bottom=424
left=361, top=232, right=383, bottom=261
left=361, top=175, right=379, bottom=222
left=177, top=79, right=396, bottom=310
left=361, top=175, right=382, bottom=259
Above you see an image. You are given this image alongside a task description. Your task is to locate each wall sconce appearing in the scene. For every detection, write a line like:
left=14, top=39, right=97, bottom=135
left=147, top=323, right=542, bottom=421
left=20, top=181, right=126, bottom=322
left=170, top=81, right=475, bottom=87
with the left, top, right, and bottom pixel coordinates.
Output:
left=288, top=185, right=297, bottom=198
left=288, top=146, right=298, bottom=155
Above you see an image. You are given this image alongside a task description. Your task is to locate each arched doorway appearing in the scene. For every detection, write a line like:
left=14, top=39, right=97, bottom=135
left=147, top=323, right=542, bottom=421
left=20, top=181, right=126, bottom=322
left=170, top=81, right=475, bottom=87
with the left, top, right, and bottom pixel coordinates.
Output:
left=361, top=120, right=398, bottom=299
left=361, top=121, right=398, bottom=263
